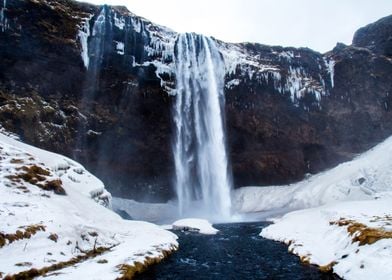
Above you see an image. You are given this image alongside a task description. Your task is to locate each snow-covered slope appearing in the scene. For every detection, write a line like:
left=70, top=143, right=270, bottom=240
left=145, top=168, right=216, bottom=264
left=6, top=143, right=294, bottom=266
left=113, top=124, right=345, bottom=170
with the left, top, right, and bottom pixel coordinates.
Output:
left=261, top=200, right=392, bottom=280
left=247, top=136, right=392, bottom=279
left=233, top=135, right=392, bottom=213
left=0, top=133, right=177, bottom=279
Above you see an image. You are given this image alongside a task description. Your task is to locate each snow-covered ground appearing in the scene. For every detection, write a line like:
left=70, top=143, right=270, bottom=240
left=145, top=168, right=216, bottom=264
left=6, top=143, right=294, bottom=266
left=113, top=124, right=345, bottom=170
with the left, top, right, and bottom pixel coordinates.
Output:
left=236, top=135, right=392, bottom=279
left=170, top=219, right=219, bottom=235
left=233, top=136, right=392, bottom=213
left=0, top=133, right=178, bottom=279
left=261, top=199, right=392, bottom=279
left=112, top=197, right=178, bottom=223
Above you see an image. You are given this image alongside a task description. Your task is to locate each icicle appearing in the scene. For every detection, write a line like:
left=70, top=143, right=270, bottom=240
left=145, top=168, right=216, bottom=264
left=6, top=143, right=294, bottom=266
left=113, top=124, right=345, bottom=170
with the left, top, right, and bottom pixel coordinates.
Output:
left=78, top=17, right=91, bottom=69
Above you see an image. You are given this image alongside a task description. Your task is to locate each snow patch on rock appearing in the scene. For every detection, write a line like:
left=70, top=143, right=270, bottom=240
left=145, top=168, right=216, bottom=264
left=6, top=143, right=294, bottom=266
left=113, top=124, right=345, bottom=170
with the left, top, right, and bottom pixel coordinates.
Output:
left=172, top=218, right=219, bottom=235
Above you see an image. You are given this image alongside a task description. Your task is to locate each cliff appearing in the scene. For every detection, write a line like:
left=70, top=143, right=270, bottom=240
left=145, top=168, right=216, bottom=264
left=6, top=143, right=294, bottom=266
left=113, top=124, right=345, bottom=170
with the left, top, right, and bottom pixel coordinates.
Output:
left=1, top=0, right=391, bottom=201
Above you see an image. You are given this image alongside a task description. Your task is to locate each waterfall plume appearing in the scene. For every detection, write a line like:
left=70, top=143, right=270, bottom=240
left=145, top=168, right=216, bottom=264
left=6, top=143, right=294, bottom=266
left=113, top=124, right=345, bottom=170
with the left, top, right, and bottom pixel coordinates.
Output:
left=173, top=33, right=232, bottom=219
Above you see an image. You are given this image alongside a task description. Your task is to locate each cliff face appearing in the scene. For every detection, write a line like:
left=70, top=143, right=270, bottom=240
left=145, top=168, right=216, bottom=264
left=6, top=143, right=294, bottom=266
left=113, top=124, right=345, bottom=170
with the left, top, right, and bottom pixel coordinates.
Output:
left=1, top=0, right=391, bottom=201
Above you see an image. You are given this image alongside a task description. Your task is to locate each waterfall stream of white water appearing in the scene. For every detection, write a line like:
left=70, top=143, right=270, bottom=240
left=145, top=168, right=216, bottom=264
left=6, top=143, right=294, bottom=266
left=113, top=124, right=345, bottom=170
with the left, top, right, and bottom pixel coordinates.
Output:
left=173, top=33, right=232, bottom=219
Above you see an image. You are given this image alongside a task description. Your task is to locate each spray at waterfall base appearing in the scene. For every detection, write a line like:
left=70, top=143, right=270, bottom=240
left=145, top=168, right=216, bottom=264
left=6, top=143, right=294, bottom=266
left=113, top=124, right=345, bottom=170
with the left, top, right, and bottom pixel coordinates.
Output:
left=172, top=33, right=233, bottom=220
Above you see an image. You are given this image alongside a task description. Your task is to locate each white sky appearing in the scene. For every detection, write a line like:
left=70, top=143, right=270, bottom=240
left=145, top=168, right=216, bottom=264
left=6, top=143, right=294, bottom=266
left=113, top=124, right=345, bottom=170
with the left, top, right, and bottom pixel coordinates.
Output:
left=77, top=0, right=392, bottom=53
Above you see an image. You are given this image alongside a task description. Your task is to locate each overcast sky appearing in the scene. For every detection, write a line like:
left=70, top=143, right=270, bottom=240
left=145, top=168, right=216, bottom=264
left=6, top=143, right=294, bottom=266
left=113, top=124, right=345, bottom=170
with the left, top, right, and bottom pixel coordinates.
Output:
left=77, top=0, right=392, bottom=53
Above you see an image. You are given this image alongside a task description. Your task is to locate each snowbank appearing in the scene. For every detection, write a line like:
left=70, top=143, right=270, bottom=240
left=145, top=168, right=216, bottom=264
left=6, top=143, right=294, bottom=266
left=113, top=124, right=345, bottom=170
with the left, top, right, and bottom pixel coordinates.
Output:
left=112, top=197, right=178, bottom=223
left=233, top=135, right=392, bottom=213
left=171, top=219, right=219, bottom=235
left=260, top=199, right=392, bottom=279
left=255, top=136, right=392, bottom=279
left=0, top=133, right=178, bottom=279
left=0, top=133, right=111, bottom=207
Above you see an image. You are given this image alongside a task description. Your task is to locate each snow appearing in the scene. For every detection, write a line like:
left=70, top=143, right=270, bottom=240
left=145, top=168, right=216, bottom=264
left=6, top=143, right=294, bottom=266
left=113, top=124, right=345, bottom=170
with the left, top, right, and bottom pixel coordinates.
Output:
left=86, top=129, right=102, bottom=136
left=0, top=133, right=178, bottom=279
left=279, top=50, right=295, bottom=61
left=105, top=9, right=331, bottom=104
left=171, top=219, right=219, bottom=235
left=123, top=12, right=177, bottom=93
left=0, top=124, right=20, bottom=140
left=260, top=199, right=392, bottom=280
left=218, top=42, right=280, bottom=76
left=217, top=42, right=330, bottom=105
left=112, top=197, right=177, bottom=223
left=130, top=16, right=142, bottom=33
left=241, top=135, right=392, bottom=279
left=225, top=78, right=240, bottom=89
left=233, top=135, right=392, bottom=213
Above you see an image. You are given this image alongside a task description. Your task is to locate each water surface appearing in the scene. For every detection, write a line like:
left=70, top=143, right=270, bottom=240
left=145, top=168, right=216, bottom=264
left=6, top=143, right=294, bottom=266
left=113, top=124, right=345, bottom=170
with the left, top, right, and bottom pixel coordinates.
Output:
left=136, top=222, right=340, bottom=279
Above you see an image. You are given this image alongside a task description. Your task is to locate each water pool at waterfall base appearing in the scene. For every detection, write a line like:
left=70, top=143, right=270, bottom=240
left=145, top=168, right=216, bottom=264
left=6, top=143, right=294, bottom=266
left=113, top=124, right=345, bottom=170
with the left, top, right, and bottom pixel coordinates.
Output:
left=135, top=222, right=340, bottom=280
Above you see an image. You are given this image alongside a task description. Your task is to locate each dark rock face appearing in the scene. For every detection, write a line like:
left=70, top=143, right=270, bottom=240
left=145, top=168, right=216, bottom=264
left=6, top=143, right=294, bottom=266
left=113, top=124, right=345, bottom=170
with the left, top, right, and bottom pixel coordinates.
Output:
left=0, top=0, right=175, bottom=201
left=0, top=0, right=391, bottom=201
left=353, top=15, right=392, bottom=56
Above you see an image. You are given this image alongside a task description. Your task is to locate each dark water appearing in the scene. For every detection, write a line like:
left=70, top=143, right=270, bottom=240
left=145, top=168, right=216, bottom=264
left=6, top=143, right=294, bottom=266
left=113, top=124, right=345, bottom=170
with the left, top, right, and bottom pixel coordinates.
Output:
left=136, top=222, right=340, bottom=280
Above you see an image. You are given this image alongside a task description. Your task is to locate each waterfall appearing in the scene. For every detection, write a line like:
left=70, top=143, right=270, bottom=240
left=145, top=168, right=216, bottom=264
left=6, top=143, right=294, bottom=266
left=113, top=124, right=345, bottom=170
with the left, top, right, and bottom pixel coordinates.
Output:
left=1, top=0, right=7, bottom=32
left=173, top=33, right=232, bottom=219
left=74, top=7, right=108, bottom=160
left=87, top=8, right=107, bottom=88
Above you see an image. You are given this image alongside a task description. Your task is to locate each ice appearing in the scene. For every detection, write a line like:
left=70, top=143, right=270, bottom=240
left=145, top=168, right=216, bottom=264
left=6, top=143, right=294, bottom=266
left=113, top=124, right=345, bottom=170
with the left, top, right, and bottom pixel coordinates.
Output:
left=112, top=197, right=178, bottom=223
left=324, top=57, right=335, bottom=88
left=78, top=16, right=91, bottom=69
left=279, top=50, right=294, bottom=61
left=115, top=40, right=125, bottom=55
left=225, top=78, right=240, bottom=89
left=130, top=16, right=142, bottom=33
left=113, top=12, right=125, bottom=30
left=233, top=134, right=392, bottom=278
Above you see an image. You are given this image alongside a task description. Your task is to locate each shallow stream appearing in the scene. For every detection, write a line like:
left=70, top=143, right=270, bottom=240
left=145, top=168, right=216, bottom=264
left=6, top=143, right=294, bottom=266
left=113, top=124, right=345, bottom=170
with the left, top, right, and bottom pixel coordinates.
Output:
left=136, top=222, right=339, bottom=279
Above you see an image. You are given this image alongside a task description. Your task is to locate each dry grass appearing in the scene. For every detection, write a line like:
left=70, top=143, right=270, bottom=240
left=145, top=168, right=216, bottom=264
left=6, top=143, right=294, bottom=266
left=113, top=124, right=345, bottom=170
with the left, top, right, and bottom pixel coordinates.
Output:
left=38, top=179, right=65, bottom=195
left=3, top=246, right=114, bottom=280
left=319, top=261, right=338, bottom=273
left=14, top=263, right=32, bottom=267
left=6, top=165, right=66, bottom=195
left=116, top=248, right=176, bottom=280
left=0, top=225, right=46, bottom=248
left=10, top=159, right=24, bottom=164
left=331, top=218, right=392, bottom=245
left=48, top=233, right=59, bottom=243
left=299, top=255, right=310, bottom=264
